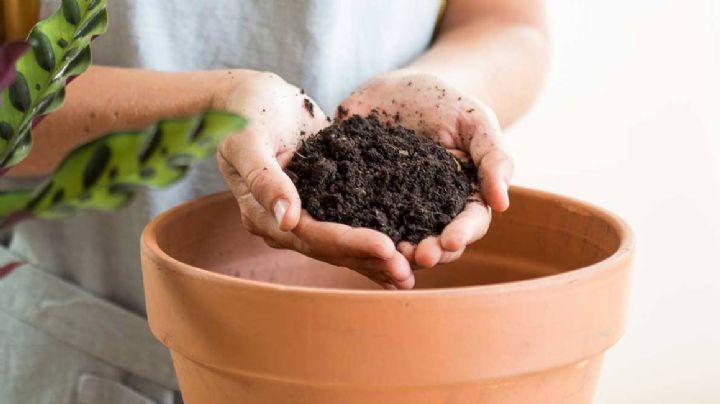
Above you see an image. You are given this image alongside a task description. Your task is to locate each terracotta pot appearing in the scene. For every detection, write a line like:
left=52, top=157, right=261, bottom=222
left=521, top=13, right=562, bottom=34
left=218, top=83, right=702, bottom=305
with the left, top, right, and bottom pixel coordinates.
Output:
left=140, top=187, right=633, bottom=404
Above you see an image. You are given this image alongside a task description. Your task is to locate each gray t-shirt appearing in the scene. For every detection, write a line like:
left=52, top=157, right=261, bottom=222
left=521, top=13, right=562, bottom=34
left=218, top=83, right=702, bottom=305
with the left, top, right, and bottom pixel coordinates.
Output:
left=12, top=0, right=441, bottom=314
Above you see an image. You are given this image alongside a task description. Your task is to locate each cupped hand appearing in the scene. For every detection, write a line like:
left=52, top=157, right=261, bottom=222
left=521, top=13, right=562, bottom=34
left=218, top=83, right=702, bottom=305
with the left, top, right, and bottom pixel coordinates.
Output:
left=339, top=69, right=513, bottom=269
left=215, top=71, right=414, bottom=289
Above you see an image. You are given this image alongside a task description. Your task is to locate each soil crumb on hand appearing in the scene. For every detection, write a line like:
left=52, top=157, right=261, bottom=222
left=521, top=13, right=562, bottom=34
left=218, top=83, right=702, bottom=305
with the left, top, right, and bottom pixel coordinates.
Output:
left=336, top=105, right=349, bottom=121
left=286, top=114, right=476, bottom=244
left=303, top=98, right=314, bottom=117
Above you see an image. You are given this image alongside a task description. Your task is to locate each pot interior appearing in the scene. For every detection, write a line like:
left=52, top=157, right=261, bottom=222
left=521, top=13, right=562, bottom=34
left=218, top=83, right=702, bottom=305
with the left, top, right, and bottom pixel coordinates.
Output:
left=154, top=189, right=623, bottom=290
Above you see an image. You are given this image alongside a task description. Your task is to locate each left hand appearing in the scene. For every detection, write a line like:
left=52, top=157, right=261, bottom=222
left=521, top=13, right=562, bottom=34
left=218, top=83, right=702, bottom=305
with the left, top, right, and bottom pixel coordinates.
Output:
left=338, top=69, right=513, bottom=269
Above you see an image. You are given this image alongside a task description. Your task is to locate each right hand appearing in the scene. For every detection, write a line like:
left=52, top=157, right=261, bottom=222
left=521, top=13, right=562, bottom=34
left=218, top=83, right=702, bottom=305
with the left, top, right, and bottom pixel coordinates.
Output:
left=339, top=70, right=512, bottom=270
left=215, top=71, right=414, bottom=289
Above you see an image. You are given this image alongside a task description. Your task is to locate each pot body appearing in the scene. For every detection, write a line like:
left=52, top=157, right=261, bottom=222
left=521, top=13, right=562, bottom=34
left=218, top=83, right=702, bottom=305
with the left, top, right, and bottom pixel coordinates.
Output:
left=141, top=187, right=633, bottom=404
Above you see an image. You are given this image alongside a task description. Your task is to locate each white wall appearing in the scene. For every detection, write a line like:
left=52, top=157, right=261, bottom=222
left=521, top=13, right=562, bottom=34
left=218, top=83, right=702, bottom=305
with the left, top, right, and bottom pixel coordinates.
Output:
left=506, top=1, right=720, bottom=402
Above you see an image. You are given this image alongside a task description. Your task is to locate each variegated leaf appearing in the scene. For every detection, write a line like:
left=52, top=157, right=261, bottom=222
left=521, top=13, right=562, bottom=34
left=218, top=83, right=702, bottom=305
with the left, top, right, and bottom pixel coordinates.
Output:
left=0, top=110, right=246, bottom=227
left=0, top=0, right=108, bottom=168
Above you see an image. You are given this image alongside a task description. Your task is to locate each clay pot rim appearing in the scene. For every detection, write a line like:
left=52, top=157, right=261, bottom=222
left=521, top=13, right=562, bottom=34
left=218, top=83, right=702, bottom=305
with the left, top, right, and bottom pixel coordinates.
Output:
left=141, top=186, right=634, bottom=298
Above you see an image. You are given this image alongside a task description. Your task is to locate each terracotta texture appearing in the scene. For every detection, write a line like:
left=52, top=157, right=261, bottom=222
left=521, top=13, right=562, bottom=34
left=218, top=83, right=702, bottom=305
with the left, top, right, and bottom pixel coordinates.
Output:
left=140, top=187, right=634, bottom=404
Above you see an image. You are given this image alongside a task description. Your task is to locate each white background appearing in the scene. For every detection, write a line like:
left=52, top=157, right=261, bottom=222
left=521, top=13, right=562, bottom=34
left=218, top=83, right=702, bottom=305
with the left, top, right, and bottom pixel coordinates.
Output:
left=507, top=1, right=720, bottom=402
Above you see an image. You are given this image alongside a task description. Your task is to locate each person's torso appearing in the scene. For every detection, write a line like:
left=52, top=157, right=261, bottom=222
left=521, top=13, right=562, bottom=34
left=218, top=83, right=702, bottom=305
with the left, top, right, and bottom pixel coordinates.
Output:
left=11, top=0, right=442, bottom=314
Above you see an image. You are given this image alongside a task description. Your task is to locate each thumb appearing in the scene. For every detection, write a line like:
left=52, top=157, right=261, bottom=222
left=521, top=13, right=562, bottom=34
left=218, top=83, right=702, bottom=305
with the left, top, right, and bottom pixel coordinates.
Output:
left=476, top=148, right=513, bottom=212
left=218, top=129, right=301, bottom=231
left=468, top=106, right=513, bottom=212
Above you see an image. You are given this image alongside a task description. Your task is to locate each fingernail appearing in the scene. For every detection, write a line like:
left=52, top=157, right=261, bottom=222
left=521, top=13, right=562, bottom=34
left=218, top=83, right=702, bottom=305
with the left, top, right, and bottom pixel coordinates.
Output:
left=500, top=180, right=509, bottom=195
left=500, top=181, right=510, bottom=210
left=273, top=199, right=288, bottom=226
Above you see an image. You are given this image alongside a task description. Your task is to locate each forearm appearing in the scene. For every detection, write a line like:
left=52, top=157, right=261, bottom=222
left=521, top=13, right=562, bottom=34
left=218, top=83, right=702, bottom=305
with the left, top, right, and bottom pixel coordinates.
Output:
left=408, top=1, right=550, bottom=127
left=8, top=65, right=245, bottom=176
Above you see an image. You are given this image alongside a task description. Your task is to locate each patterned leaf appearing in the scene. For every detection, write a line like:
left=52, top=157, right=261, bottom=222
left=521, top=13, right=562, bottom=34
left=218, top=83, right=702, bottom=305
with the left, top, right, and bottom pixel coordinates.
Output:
left=0, top=0, right=108, bottom=168
left=0, top=110, right=246, bottom=227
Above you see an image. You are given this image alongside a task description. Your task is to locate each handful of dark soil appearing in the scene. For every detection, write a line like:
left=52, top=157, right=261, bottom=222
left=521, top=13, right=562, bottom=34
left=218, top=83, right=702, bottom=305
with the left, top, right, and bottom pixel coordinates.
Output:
left=286, top=115, right=476, bottom=244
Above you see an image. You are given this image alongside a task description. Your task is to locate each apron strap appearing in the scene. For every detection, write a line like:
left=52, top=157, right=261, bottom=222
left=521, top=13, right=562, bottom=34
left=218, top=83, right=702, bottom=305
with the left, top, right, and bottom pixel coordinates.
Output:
left=0, top=247, right=178, bottom=391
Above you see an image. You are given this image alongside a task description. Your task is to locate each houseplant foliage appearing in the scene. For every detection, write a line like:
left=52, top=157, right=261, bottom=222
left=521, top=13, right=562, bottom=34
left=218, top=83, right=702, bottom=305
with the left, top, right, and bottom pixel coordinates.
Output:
left=0, top=0, right=108, bottom=167
left=0, top=111, right=246, bottom=228
left=0, top=0, right=247, bottom=228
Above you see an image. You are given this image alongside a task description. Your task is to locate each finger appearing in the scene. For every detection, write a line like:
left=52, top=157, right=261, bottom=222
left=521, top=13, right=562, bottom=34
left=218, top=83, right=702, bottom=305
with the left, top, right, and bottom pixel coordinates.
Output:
left=447, top=149, right=470, bottom=160
left=437, top=246, right=466, bottom=265
left=383, top=253, right=415, bottom=288
left=246, top=204, right=414, bottom=288
left=266, top=232, right=412, bottom=290
left=239, top=199, right=306, bottom=251
left=245, top=204, right=412, bottom=285
left=294, top=213, right=396, bottom=260
left=439, top=202, right=492, bottom=252
left=478, top=149, right=513, bottom=212
left=414, top=236, right=443, bottom=269
left=398, top=241, right=416, bottom=264
left=335, top=252, right=415, bottom=289
left=218, top=131, right=302, bottom=232
left=467, top=106, right=512, bottom=212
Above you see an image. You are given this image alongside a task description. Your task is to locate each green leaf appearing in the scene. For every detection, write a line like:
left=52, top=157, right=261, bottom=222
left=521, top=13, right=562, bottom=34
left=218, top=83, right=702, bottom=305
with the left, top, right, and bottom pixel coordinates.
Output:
left=0, top=110, right=246, bottom=225
left=0, top=0, right=108, bottom=168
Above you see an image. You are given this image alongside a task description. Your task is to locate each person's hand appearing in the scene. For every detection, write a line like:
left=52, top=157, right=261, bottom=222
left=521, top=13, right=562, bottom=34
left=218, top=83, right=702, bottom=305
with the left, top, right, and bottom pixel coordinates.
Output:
left=339, top=69, right=513, bottom=269
left=215, top=71, right=414, bottom=289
